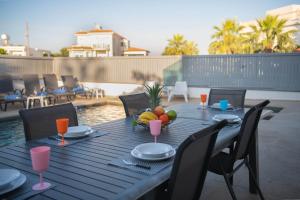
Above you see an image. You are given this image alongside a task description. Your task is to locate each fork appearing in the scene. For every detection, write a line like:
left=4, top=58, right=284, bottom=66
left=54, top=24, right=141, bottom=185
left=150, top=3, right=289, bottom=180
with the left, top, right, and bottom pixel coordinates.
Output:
left=122, top=159, right=151, bottom=170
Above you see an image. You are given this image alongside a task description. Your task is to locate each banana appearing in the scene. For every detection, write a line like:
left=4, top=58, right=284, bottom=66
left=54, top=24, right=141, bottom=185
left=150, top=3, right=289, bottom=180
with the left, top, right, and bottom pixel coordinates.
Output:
left=138, top=111, right=158, bottom=124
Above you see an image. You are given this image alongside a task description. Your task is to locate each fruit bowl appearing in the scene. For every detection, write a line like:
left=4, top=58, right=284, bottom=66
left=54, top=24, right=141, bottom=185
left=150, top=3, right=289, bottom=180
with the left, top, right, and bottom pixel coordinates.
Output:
left=132, top=107, right=177, bottom=129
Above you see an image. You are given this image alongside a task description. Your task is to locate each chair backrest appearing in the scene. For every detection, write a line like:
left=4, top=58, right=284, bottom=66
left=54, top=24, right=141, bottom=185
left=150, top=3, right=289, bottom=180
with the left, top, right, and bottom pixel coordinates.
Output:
left=19, top=103, right=78, bottom=141
left=174, top=81, right=188, bottom=92
left=23, top=74, right=41, bottom=96
left=233, top=100, right=270, bottom=160
left=167, top=120, right=228, bottom=200
left=0, top=75, right=14, bottom=93
left=119, top=93, right=150, bottom=117
left=61, top=75, right=77, bottom=91
left=43, top=74, right=59, bottom=91
left=208, top=89, right=246, bottom=108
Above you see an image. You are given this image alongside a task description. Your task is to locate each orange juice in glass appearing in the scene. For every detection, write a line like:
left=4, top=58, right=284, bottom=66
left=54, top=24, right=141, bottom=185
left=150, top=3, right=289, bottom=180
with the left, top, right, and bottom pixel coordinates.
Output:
left=200, top=94, right=207, bottom=109
left=56, top=118, right=69, bottom=146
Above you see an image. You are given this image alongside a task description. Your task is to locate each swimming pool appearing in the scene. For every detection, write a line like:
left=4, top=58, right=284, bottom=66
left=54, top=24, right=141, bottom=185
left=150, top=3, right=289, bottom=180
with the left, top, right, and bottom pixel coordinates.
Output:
left=0, top=105, right=125, bottom=147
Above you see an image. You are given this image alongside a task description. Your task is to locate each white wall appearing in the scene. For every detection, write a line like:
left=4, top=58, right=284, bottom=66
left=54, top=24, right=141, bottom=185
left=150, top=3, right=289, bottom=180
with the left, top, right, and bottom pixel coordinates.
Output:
left=80, top=82, right=300, bottom=101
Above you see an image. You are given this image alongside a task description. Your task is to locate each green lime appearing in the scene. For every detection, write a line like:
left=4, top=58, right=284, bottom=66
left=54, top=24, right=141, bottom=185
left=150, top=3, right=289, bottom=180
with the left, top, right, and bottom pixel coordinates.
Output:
left=167, top=110, right=177, bottom=120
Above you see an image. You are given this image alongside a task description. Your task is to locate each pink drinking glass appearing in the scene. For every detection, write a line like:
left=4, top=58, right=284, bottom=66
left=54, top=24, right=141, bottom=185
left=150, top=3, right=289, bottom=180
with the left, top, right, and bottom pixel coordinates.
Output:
left=30, top=146, right=51, bottom=191
left=149, top=120, right=162, bottom=143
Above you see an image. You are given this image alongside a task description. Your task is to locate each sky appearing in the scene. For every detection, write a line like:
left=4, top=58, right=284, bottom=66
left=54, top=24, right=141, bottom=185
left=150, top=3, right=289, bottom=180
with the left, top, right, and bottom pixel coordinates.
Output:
left=0, top=0, right=299, bottom=55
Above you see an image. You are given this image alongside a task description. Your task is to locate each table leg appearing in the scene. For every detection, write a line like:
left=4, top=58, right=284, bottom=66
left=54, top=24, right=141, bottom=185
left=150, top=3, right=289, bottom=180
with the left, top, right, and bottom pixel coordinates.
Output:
left=249, top=128, right=259, bottom=194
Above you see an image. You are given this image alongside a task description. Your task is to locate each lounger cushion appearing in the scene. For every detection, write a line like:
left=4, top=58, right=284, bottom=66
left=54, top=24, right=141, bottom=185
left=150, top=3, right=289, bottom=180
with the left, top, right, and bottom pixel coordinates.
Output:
left=37, top=91, right=48, bottom=96
left=72, top=86, right=85, bottom=94
left=52, top=88, right=66, bottom=94
left=4, top=94, right=22, bottom=100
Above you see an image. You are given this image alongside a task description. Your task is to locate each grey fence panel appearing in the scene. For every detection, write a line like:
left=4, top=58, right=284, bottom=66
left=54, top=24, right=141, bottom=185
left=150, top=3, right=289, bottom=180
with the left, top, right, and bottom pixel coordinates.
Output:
left=0, top=56, right=53, bottom=79
left=53, top=56, right=182, bottom=84
left=177, top=53, right=300, bottom=91
left=0, top=54, right=300, bottom=92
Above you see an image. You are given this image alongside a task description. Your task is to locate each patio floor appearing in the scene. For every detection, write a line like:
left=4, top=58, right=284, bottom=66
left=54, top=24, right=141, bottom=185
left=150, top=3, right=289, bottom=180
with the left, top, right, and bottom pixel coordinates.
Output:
left=0, top=97, right=299, bottom=199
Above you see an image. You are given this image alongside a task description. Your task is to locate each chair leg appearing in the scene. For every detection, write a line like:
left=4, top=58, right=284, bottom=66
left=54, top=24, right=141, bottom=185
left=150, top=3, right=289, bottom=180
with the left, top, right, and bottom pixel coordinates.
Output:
left=228, top=143, right=234, bottom=185
left=168, top=93, right=173, bottom=102
left=184, top=94, right=188, bottom=102
left=245, top=159, right=265, bottom=200
left=22, top=100, right=26, bottom=108
left=223, top=173, right=237, bottom=200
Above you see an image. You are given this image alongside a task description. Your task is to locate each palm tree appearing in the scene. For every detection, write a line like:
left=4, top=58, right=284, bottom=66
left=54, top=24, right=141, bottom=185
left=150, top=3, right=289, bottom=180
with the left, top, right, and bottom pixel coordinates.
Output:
left=241, top=25, right=261, bottom=53
left=183, top=41, right=199, bottom=55
left=256, top=15, right=296, bottom=52
left=275, top=30, right=297, bottom=52
left=162, top=34, right=199, bottom=55
left=208, top=19, right=244, bottom=54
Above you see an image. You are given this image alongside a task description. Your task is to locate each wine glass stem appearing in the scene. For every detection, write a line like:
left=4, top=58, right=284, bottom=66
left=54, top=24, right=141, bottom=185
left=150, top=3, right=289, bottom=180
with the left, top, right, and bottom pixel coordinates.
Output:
left=154, top=136, right=157, bottom=143
left=62, top=135, right=64, bottom=145
left=39, top=173, right=43, bottom=186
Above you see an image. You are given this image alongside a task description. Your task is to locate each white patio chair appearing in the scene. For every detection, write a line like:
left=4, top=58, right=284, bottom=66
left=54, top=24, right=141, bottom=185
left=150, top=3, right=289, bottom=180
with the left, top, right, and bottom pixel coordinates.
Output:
left=168, top=81, right=188, bottom=102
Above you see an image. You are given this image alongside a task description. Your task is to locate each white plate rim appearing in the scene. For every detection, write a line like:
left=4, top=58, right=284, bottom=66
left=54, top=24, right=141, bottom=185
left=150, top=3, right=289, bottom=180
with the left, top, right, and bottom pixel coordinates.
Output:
left=214, top=114, right=239, bottom=120
left=134, top=143, right=173, bottom=157
left=131, top=148, right=176, bottom=161
left=66, top=125, right=91, bottom=135
left=0, top=169, right=20, bottom=189
left=211, top=103, right=233, bottom=109
left=59, top=128, right=93, bottom=139
left=212, top=116, right=241, bottom=123
left=0, top=173, right=26, bottom=195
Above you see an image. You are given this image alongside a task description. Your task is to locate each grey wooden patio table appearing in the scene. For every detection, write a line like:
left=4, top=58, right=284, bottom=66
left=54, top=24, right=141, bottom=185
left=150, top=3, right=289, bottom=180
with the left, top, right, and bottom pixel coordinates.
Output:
left=0, top=103, right=261, bottom=200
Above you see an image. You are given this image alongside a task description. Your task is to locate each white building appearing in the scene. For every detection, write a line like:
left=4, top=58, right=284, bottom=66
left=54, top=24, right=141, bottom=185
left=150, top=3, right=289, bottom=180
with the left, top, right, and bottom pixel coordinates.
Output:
left=123, top=47, right=150, bottom=56
left=0, top=34, right=51, bottom=57
left=68, top=25, right=148, bottom=57
left=241, top=4, right=300, bottom=44
left=0, top=45, right=51, bottom=57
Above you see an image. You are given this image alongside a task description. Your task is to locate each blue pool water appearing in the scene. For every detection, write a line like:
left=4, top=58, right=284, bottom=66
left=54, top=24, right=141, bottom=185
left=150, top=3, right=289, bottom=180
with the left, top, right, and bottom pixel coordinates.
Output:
left=0, top=105, right=125, bottom=147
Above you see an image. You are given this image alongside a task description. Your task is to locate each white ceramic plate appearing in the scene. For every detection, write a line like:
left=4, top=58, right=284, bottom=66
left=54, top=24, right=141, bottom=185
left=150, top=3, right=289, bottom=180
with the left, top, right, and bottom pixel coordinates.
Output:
left=67, top=126, right=90, bottom=135
left=211, top=103, right=233, bottom=109
left=0, top=169, right=20, bottom=190
left=59, top=126, right=93, bottom=139
left=131, top=148, right=176, bottom=161
left=134, top=143, right=173, bottom=158
left=0, top=173, right=26, bottom=195
left=213, top=114, right=241, bottom=123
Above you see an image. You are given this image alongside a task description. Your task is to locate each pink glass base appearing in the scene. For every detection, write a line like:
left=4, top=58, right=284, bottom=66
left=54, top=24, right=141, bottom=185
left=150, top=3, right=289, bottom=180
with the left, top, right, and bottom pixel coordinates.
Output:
left=32, top=181, right=51, bottom=191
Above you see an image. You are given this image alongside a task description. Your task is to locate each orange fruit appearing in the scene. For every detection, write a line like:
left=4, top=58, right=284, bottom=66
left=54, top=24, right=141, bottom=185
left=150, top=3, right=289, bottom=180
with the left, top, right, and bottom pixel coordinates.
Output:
left=153, top=106, right=165, bottom=117
left=159, top=114, right=169, bottom=125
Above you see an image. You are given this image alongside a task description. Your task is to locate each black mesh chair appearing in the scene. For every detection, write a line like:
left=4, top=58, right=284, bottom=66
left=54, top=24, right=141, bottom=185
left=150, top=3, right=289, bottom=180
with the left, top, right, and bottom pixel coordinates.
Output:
left=208, top=100, right=270, bottom=200
left=19, top=103, right=78, bottom=141
left=23, top=74, right=53, bottom=107
left=0, top=75, right=26, bottom=111
left=43, top=74, right=74, bottom=103
left=119, top=93, right=150, bottom=117
left=156, top=120, right=228, bottom=200
left=208, top=89, right=246, bottom=108
left=23, top=74, right=42, bottom=97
